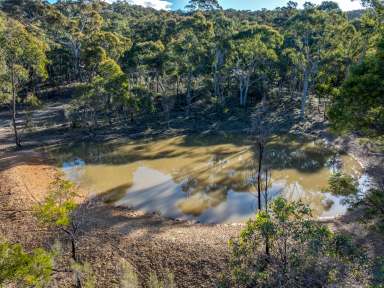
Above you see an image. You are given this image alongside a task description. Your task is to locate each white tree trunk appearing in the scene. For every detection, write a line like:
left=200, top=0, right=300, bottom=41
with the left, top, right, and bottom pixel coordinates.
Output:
left=213, top=48, right=224, bottom=105
left=301, top=66, right=309, bottom=120
left=186, top=69, right=192, bottom=115
left=11, top=64, right=21, bottom=148
left=239, top=74, right=250, bottom=107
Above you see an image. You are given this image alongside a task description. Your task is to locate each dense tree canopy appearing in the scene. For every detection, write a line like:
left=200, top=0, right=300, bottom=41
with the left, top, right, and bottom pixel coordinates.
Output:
left=329, top=36, right=384, bottom=133
left=0, top=0, right=382, bottom=139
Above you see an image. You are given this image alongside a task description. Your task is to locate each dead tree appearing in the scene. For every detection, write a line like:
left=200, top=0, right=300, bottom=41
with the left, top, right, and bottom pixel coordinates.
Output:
left=251, top=103, right=271, bottom=210
left=67, top=198, right=97, bottom=288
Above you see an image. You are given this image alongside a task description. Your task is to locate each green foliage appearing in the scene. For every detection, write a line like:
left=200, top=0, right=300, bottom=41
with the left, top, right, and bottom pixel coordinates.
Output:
left=2, top=0, right=378, bottom=131
left=327, top=172, right=358, bottom=196
left=353, top=187, right=384, bottom=233
left=0, top=241, right=53, bottom=287
left=0, top=17, right=48, bottom=80
left=35, top=179, right=78, bottom=228
left=0, top=13, right=48, bottom=147
left=329, top=36, right=384, bottom=134
left=68, top=56, right=134, bottom=128
left=229, top=25, right=282, bottom=68
left=227, top=197, right=368, bottom=287
left=123, top=40, right=165, bottom=72
left=98, top=58, right=123, bottom=79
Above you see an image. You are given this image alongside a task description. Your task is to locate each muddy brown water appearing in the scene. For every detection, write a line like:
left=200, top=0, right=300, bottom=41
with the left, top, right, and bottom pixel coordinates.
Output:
left=48, top=134, right=369, bottom=223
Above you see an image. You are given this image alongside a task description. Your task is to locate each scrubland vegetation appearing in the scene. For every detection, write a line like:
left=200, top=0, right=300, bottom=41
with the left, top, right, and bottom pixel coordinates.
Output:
left=0, top=0, right=383, bottom=287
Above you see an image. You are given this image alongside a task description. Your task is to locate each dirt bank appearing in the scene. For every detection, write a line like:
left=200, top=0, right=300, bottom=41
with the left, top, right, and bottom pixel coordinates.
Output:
left=0, top=148, right=241, bottom=287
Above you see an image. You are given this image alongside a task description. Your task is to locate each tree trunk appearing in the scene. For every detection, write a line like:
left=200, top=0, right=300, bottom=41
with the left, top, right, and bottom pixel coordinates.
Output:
left=239, top=75, right=250, bottom=107
left=257, top=142, right=264, bottom=210
left=264, top=169, right=269, bottom=209
left=186, top=69, right=192, bottom=116
left=156, top=72, right=159, bottom=93
left=72, top=239, right=81, bottom=288
left=70, top=236, right=77, bottom=262
left=73, top=43, right=82, bottom=81
left=244, top=76, right=250, bottom=107
left=358, top=38, right=368, bottom=64
left=300, top=66, right=310, bottom=121
left=176, top=75, right=179, bottom=99
left=213, top=49, right=224, bottom=105
left=75, top=273, right=82, bottom=288
left=11, top=64, right=21, bottom=148
left=239, top=78, right=244, bottom=106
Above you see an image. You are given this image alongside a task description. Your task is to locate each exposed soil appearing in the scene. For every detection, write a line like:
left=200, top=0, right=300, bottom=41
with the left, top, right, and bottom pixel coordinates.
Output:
left=1, top=97, right=383, bottom=287
left=0, top=146, right=241, bottom=287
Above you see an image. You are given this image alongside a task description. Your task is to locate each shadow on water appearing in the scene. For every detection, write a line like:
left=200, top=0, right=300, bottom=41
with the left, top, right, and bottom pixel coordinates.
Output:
left=48, top=133, right=362, bottom=223
left=48, top=133, right=332, bottom=173
left=99, top=183, right=133, bottom=204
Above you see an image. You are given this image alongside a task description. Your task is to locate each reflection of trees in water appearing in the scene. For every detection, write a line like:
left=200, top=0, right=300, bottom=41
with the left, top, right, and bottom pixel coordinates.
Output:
left=325, top=153, right=343, bottom=173
left=283, top=182, right=329, bottom=217
left=177, top=141, right=336, bottom=214
left=264, top=146, right=327, bottom=172
left=177, top=149, right=252, bottom=202
left=53, top=135, right=352, bottom=220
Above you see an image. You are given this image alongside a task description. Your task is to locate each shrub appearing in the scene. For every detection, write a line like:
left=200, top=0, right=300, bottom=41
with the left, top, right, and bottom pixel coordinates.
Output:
left=0, top=241, right=53, bottom=287
left=225, top=197, right=369, bottom=287
left=327, top=172, right=358, bottom=196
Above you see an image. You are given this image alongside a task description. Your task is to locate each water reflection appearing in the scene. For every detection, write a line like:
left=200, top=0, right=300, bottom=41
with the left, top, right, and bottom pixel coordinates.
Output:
left=53, top=135, right=367, bottom=223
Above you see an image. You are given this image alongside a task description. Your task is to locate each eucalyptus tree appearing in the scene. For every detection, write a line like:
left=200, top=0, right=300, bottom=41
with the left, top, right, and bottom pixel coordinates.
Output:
left=123, top=40, right=166, bottom=92
left=169, top=12, right=214, bottom=115
left=211, top=12, right=235, bottom=106
left=86, top=31, right=131, bottom=61
left=81, top=30, right=132, bottom=80
left=72, top=57, right=131, bottom=128
left=271, top=1, right=299, bottom=29
left=0, top=15, right=48, bottom=148
left=326, top=0, right=384, bottom=133
left=357, top=9, right=383, bottom=63
left=318, top=0, right=341, bottom=11
left=51, top=1, right=104, bottom=81
left=329, top=36, right=384, bottom=133
left=286, top=5, right=347, bottom=120
left=312, top=11, right=361, bottom=115
left=227, top=24, right=282, bottom=107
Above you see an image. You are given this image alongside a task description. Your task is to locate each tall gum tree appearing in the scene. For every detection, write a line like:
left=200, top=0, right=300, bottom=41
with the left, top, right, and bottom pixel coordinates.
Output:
left=228, top=25, right=282, bottom=107
left=169, top=12, right=214, bottom=115
left=286, top=5, right=348, bottom=120
left=211, top=12, right=235, bottom=106
left=52, top=1, right=104, bottom=81
left=0, top=15, right=47, bottom=148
